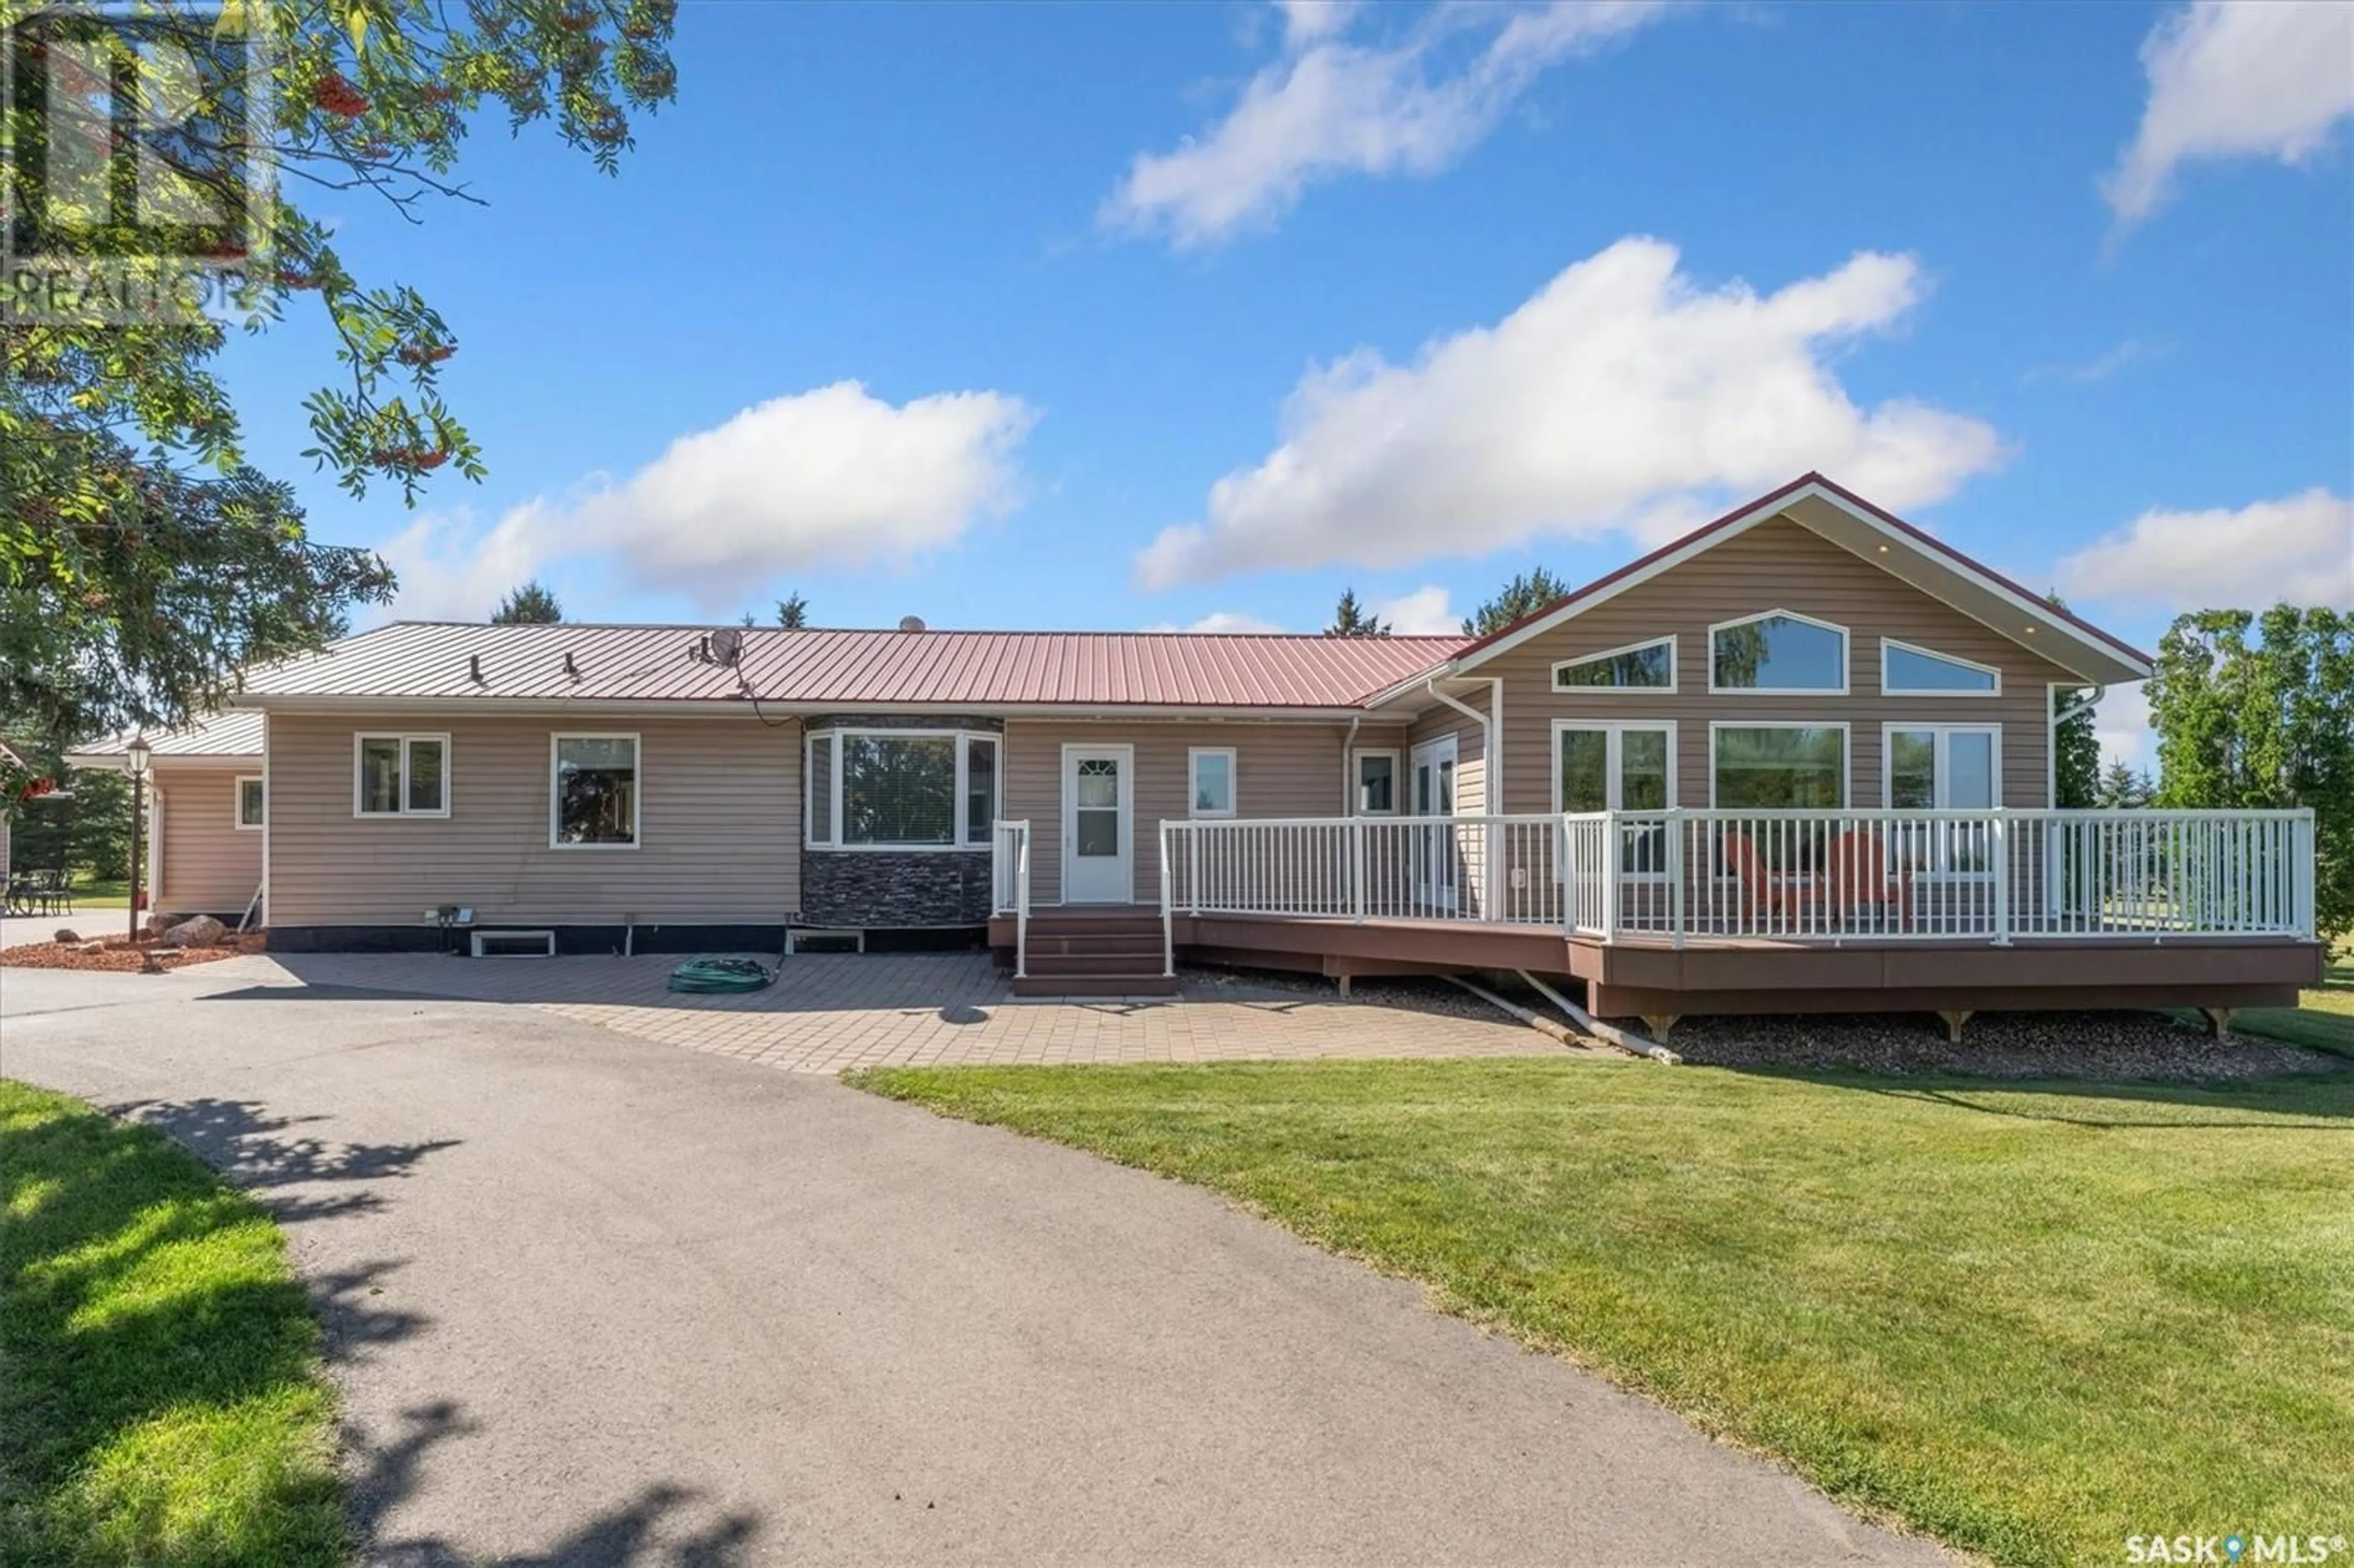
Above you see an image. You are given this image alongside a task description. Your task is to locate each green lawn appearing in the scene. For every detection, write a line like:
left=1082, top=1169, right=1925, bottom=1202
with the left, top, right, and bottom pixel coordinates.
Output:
left=2230, top=940, right=2354, bottom=1059
left=853, top=1057, right=2354, bottom=1567
left=0, top=1081, right=345, bottom=1568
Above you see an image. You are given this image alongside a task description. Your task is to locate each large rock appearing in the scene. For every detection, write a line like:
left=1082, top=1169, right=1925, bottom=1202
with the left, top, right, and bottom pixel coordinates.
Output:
left=144, top=910, right=175, bottom=936
left=51, top=927, right=80, bottom=943
left=159, top=915, right=227, bottom=949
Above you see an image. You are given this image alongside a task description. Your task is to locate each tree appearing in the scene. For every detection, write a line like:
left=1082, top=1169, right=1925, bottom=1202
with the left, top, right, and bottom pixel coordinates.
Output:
left=1325, top=588, right=1388, bottom=637
left=0, top=728, right=131, bottom=881
left=2, top=0, right=680, bottom=797
left=2146, top=606, right=2354, bottom=940
left=2095, top=760, right=2151, bottom=810
left=492, top=580, right=563, bottom=625
left=776, top=594, right=809, bottom=630
left=1461, top=568, right=1573, bottom=638
left=2046, top=595, right=2103, bottom=809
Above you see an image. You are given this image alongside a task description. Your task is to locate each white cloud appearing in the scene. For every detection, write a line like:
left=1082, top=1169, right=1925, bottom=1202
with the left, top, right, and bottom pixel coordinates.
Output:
left=1372, top=585, right=1457, bottom=634
left=2104, top=1, right=2354, bottom=224
left=1105, top=1, right=1669, bottom=248
left=2055, top=488, right=2354, bottom=612
left=1142, top=611, right=1290, bottom=633
left=2094, top=682, right=2155, bottom=773
left=1277, top=0, right=1360, bottom=47
left=374, top=506, right=549, bottom=622
left=375, top=382, right=1037, bottom=618
left=2022, top=337, right=2169, bottom=386
left=1137, top=236, right=2005, bottom=587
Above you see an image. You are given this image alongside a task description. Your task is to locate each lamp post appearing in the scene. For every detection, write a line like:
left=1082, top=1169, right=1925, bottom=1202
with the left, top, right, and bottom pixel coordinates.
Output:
left=124, top=734, right=150, bottom=943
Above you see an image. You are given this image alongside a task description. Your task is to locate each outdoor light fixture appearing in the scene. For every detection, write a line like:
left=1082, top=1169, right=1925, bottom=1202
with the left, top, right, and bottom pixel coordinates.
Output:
left=124, top=733, right=151, bottom=943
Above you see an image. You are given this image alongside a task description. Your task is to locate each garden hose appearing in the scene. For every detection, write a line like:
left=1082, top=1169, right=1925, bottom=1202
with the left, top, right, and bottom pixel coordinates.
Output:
left=665, top=956, right=777, bottom=994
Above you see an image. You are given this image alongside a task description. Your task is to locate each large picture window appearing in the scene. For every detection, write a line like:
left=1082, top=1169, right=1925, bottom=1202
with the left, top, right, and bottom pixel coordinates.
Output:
left=1709, top=611, right=1848, bottom=694
left=354, top=734, right=448, bottom=817
left=806, top=729, right=998, bottom=849
left=1711, top=725, right=1848, bottom=809
left=1553, top=636, right=1675, bottom=692
left=550, top=734, right=638, bottom=847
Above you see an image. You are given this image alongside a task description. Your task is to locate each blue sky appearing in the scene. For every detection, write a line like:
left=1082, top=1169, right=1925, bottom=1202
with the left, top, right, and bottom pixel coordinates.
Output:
left=219, top=1, right=2353, bottom=764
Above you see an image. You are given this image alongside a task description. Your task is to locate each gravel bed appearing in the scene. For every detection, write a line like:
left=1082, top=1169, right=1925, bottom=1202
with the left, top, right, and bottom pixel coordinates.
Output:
left=1178, top=965, right=1513, bottom=1023
left=1649, top=1009, right=2342, bottom=1081
left=0, top=934, right=265, bottom=973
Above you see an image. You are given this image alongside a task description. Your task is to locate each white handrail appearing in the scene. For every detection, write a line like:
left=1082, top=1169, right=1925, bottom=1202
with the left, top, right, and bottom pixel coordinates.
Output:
left=992, top=820, right=1032, bottom=979
left=1157, top=808, right=2316, bottom=945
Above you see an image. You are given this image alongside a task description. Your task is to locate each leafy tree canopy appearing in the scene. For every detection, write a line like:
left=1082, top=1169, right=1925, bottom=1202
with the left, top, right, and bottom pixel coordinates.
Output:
left=492, top=579, right=563, bottom=624
left=1325, top=588, right=1388, bottom=637
left=1, top=0, right=679, bottom=802
left=1461, top=567, right=1573, bottom=638
left=2147, top=605, right=2354, bottom=940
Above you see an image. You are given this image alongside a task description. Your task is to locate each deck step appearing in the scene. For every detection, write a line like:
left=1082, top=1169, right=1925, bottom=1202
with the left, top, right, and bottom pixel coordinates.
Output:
left=1024, top=932, right=1168, bottom=958
left=1011, top=973, right=1179, bottom=999
left=1021, top=953, right=1171, bottom=978
left=1021, top=920, right=1165, bottom=940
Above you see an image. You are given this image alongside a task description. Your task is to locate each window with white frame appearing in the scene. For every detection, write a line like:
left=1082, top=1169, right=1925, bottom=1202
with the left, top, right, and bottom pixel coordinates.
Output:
left=1885, top=724, right=1999, bottom=875
left=1189, top=747, right=1236, bottom=818
left=1353, top=749, right=1400, bottom=815
left=1710, top=611, right=1848, bottom=693
left=1882, top=638, right=2000, bottom=695
left=1553, top=636, right=1675, bottom=691
left=1555, top=721, right=1674, bottom=876
left=1884, top=725, right=1999, bottom=809
left=354, top=734, right=448, bottom=817
left=235, top=775, right=265, bottom=829
left=804, top=728, right=999, bottom=849
left=550, top=734, right=638, bottom=847
left=1711, top=725, right=1848, bottom=808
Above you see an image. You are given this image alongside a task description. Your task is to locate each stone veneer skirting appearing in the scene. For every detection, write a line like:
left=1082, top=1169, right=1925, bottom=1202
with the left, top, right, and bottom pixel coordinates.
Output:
left=801, top=849, right=994, bottom=929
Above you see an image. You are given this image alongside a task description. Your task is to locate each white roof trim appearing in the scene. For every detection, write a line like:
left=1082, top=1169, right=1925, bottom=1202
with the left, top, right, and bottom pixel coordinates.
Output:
left=1449, top=480, right=2151, bottom=684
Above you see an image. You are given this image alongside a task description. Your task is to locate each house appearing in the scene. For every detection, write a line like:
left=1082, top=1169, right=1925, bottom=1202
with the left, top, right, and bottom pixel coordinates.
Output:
left=74, top=474, right=2322, bottom=1030
left=66, top=710, right=268, bottom=924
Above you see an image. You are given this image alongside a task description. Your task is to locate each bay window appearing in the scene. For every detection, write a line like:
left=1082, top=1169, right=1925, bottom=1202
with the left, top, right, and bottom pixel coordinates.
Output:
left=806, top=728, right=999, bottom=849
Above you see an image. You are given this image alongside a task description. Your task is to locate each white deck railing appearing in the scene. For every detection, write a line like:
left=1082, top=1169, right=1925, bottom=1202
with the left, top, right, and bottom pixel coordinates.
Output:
left=1148, top=808, right=2315, bottom=947
left=990, top=820, right=1031, bottom=977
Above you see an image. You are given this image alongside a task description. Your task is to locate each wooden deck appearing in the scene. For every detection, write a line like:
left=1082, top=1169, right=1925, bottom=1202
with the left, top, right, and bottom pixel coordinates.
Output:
left=989, top=909, right=2325, bottom=1026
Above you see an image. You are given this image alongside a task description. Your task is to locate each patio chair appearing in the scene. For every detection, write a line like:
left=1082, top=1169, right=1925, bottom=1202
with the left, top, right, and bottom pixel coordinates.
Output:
left=1718, top=830, right=1816, bottom=928
left=1823, top=828, right=1911, bottom=932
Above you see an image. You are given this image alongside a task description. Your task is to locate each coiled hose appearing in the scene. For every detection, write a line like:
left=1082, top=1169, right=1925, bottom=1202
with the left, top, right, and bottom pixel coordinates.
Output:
left=666, top=956, right=777, bottom=994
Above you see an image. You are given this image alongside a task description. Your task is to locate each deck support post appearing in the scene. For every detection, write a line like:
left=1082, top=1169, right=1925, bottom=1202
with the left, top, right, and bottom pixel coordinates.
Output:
left=1639, top=1013, right=1679, bottom=1043
left=1937, top=1009, right=1973, bottom=1043
left=2201, top=1006, right=2235, bottom=1038
left=1336, top=973, right=1352, bottom=998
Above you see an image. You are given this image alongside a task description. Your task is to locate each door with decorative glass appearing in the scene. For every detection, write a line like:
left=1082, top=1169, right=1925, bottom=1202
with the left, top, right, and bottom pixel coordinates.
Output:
left=1061, top=746, right=1133, bottom=903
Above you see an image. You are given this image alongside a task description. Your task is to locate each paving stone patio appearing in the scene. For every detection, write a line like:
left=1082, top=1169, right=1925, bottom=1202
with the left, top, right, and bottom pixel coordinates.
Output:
left=251, top=949, right=1570, bottom=1071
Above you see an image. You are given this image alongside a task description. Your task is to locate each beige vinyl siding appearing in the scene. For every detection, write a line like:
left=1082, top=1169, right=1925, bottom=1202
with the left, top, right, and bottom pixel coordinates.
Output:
left=266, top=712, right=801, bottom=927
left=1487, top=517, right=2088, bottom=813
left=153, top=764, right=264, bottom=916
left=1004, top=720, right=1382, bottom=904
left=1407, top=689, right=1489, bottom=813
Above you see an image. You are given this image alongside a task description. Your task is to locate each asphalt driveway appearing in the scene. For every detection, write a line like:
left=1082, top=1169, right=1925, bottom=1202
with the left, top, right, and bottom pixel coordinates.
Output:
left=1, top=964, right=1947, bottom=1566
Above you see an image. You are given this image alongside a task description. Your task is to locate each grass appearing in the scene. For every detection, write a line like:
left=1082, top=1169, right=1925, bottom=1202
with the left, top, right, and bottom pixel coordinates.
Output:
left=852, top=1057, right=2354, bottom=1567
left=0, top=1081, right=345, bottom=1567
left=65, top=875, right=129, bottom=911
left=2229, top=940, right=2354, bottom=1059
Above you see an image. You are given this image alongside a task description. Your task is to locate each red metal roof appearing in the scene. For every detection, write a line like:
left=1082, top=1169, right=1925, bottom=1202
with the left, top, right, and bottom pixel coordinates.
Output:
left=238, top=624, right=1472, bottom=710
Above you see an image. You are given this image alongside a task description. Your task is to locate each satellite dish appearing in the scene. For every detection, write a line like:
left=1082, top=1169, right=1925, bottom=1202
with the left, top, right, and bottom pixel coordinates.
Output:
left=709, top=626, right=744, bottom=666
left=897, top=615, right=927, bottom=633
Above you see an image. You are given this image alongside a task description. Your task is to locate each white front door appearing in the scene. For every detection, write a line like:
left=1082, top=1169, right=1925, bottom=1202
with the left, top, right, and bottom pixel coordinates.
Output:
left=1062, top=745, right=1133, bottom=904
left=1410, top=734, right=1458, bottom=908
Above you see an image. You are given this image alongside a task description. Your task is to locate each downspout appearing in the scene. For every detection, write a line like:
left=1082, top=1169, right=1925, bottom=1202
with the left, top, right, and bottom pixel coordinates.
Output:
left=1340, top=715, right=1360, bottom=813
left=2051, top=683, right=2103, bottom=807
